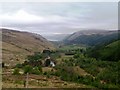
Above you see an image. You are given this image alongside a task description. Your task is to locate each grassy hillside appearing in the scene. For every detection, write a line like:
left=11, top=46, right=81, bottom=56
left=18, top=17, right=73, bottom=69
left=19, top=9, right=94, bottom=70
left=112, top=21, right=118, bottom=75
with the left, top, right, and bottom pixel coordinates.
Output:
left=1, top=28, right=55, bottom=67
left=87, top=40, right=120, bottom=61
left=63, top=30, right=119, bottom=46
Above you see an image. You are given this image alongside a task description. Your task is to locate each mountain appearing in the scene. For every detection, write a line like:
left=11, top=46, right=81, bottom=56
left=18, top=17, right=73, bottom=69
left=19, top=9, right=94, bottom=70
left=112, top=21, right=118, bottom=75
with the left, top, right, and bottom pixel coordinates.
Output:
left=1, top=28, right=55, bottom=67
left=43, top=34, right=70, bottom=41
left=63, top=30, right=119, bottom=46
left=87, top=40, right=120, bottom=61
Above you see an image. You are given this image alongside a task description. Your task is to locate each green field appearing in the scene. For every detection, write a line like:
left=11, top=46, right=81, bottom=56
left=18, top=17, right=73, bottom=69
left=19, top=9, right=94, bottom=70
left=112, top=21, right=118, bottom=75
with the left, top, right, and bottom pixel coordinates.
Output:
left=57, top=45, right=86, bottom=51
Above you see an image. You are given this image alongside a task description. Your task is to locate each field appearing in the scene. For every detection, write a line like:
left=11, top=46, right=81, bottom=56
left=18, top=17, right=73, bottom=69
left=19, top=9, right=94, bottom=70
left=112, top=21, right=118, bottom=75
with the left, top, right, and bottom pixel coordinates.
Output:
left=2, top=69, right=92, bottom=88
left=57, top=45, right=86, bottom=51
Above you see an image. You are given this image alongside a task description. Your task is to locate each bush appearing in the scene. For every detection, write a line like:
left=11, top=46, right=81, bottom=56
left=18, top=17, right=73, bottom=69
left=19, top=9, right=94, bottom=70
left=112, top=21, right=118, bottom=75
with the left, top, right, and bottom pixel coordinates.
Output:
left=13, top=68, right=20, bottom=75
left=38, top=66, right=42, bottom=72
left=73, top=54, right=80, bottom=58
left=97, top=68, right=117, bottom=84
left=43, top=72, right=47, bottom=75
left=82, top=75, right=94, bottom=85
left=27, top=52, right=42, bottom=62
left=15, top=63, right=23, bottom=68
left=23, top=65, right=32, bottom=74
left=43, top=72, right=51, bottom=78
left=31, top=67, right=41, bottom=75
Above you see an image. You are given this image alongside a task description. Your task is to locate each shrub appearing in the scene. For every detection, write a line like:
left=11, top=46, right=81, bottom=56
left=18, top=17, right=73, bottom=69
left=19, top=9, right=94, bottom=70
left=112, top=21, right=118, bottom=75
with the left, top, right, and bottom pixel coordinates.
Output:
left=38, top=66, right=42, bottom=72
left=23, top=65, right=33, bottom=74
left=13, top=68, right=20, bottom=75
left=31, top=67, right=41, bottom=75
left=15, top=63, right=23, bottom=68
left=97, top=69, right=117, bottom=84
left=27, top=52, right=42, bottom=62
left=73, top=54, right=80, bottom=58
left=43, top=72, right=47, bottom=75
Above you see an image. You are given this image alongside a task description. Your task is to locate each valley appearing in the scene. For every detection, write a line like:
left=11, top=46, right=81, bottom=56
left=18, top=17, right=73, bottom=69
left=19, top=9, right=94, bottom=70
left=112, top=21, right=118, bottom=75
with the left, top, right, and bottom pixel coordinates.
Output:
left=1, top=28, right=120, bottom=89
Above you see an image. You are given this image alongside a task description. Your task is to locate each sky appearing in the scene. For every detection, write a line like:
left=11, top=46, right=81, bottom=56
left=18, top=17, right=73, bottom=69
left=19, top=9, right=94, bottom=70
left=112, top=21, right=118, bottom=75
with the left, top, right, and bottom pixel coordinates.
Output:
left=0, top=2, right=118, bottom=38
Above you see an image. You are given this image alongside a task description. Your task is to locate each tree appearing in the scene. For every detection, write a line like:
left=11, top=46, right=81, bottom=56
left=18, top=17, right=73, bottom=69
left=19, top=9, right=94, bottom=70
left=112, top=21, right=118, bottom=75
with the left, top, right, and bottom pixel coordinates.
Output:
left=26, top=52, right=42, bottom=67
left=23, top=65, right=32, bottom=74
left=27, top=52, right=42, bottom=62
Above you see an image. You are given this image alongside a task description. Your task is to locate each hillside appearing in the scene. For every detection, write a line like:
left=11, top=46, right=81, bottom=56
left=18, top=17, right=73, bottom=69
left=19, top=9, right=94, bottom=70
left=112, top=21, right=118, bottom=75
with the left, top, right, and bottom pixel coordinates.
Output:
left=87, top=40, right=120, bottom=61
left=1, top=28, right=55, bottom=67
left=63, top=30, right=119, bottom=46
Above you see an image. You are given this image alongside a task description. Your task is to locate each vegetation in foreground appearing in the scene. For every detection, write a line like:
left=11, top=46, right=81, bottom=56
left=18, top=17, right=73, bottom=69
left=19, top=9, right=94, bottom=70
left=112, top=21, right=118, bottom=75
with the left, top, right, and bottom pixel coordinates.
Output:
left=2, top=40, right=120, bottom=89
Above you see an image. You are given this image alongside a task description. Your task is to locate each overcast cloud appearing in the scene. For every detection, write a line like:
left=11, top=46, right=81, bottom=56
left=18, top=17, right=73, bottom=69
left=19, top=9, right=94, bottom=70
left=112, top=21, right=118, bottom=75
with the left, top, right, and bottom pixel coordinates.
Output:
left=0, top=2, right=118, bottom=36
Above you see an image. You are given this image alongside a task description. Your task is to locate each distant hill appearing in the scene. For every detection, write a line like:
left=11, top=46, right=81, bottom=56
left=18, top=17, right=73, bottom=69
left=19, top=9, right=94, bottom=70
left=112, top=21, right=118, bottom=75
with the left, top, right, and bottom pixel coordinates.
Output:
left=1, top=28, right=55, bottom=67
left=63, top=30, right=119, bottom=46
left=43, top=34, right=70, bottom=41
left=87, top=40, right=120, bottom=61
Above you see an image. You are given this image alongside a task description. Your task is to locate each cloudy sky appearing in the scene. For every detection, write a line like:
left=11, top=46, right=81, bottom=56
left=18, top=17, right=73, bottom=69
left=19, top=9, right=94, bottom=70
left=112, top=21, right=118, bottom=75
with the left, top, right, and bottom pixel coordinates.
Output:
left=0, top=2, right=118, bottom=38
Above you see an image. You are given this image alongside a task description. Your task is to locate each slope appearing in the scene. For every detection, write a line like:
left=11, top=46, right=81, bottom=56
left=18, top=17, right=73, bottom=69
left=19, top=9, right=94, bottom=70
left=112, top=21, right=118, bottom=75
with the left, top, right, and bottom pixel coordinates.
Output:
left=87, top=40, right=120, bottom=61
left=63, top=30, right=119, bottom=46
left=1, top=28, right=55, bottom=67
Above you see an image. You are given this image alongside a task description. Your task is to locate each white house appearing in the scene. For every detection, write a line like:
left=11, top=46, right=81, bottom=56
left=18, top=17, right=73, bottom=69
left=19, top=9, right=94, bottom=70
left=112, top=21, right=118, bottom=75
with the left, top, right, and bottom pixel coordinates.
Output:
left=50, top=61, right=55, bottom=67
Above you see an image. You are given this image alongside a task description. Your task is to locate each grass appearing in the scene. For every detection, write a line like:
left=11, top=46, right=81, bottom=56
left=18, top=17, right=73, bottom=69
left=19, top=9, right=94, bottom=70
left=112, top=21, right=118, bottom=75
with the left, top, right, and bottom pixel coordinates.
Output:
left=2, top=74, right=92, bottom=88
left=73, top=66, right=90, bottom=76
left=57, top=45, right=86, bottom=51
left=42, top=67, right=55, bottom=73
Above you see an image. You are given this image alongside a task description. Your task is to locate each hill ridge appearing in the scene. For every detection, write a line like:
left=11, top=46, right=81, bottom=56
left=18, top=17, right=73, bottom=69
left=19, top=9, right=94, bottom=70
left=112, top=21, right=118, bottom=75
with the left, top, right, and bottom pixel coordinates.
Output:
left=1, top=28, right=55, bottom=67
